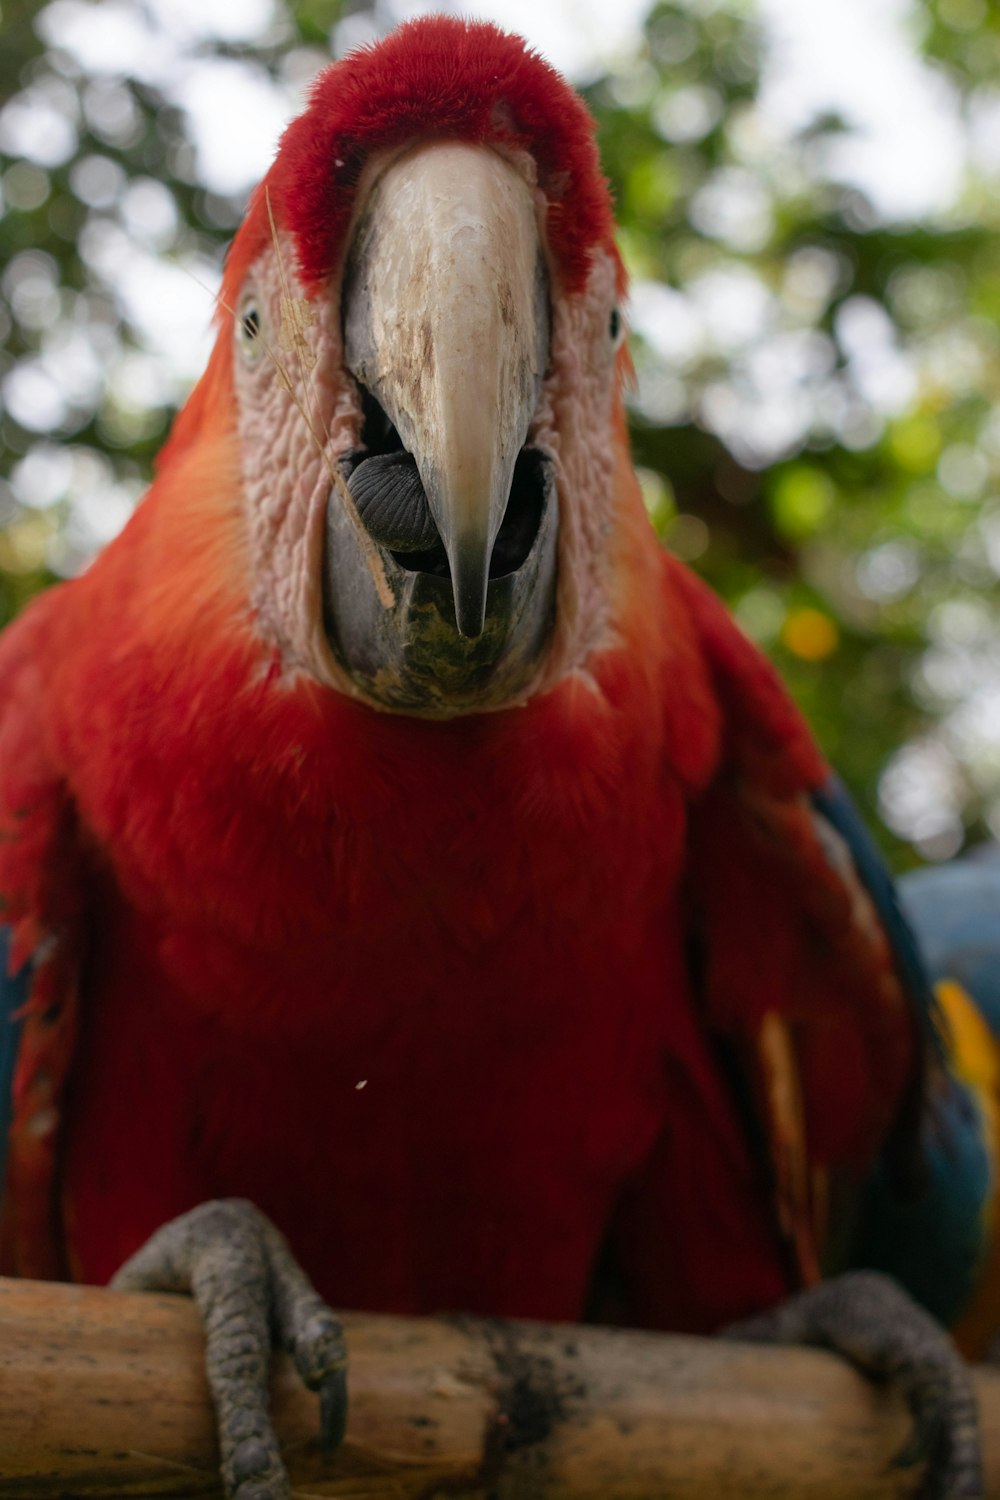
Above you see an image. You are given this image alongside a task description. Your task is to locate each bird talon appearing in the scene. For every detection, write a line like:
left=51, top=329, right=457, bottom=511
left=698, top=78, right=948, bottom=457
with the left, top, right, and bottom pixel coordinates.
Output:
left=890, top=1409, right=942, bottom=1471
left=320, top=1368, right=349, bottom=1452
left=724, top=1272, right=983, bottom=1500
left=112, top=1199, right=346, bottom=1500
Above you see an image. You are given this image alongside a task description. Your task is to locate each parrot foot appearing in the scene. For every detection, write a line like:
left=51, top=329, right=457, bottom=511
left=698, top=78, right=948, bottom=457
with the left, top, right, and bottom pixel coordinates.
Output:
left=725, top=1270, right=981, bottom=1500
left=111, top=1199, right=347, bottom=1500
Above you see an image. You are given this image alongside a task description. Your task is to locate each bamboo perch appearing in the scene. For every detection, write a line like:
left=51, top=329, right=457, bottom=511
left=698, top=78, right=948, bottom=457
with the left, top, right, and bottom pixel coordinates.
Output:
left=0, top=1277, right=998, bottom=1499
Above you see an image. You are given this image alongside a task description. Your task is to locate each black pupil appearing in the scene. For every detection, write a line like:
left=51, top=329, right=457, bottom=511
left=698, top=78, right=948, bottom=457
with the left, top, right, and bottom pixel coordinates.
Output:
left=609, top=308, right=620, bottom=342
left=242, top=307, right=260, bottom=340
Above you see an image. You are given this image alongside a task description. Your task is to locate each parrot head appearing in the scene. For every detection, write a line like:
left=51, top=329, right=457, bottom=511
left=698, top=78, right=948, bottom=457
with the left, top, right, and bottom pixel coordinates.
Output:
left=178, top=18, right=633, bottom=715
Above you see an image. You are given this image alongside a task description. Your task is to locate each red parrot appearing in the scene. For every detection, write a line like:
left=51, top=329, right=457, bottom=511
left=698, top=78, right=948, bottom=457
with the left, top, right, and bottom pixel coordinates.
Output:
left=0, top=17, right=994, bottom=1499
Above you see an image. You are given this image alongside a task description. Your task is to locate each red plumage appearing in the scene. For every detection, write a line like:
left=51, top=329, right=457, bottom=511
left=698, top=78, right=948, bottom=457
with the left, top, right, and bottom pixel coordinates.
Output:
left=0, top=18, right=916, bottom=1338
left=271, top=18, right=618, bottom=294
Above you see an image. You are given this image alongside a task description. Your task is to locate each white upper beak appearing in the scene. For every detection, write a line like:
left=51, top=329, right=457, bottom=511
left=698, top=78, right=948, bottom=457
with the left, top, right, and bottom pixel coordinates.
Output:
left=343, top=140, right=549, bottom=637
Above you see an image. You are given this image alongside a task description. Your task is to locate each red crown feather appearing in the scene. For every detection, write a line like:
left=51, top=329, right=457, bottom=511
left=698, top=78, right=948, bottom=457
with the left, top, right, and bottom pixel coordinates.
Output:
left=224, top=17, right=619, bottom=303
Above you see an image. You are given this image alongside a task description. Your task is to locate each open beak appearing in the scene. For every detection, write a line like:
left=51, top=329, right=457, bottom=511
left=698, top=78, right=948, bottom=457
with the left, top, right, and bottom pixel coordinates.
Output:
left=342, top=140, right=549, bottom=638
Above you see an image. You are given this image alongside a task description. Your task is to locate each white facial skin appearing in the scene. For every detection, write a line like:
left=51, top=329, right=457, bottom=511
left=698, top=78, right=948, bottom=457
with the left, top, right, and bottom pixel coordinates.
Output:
left=231, top=243, right=364, bottom=698
left=529, top=248, right=627, bottom=699
left=230, top=144, right=628, bottom=713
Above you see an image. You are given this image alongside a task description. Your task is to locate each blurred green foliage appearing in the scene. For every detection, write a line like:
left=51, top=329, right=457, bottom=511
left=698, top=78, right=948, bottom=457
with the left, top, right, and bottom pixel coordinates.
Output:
left=585, top=0, right=1000, bottom=863
left=2, top=0, right=1000, bottom=862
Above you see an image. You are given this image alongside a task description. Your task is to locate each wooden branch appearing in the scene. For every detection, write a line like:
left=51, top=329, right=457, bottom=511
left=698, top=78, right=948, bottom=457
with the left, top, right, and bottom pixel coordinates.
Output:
left=0, top=1276, right=998, bottom=1497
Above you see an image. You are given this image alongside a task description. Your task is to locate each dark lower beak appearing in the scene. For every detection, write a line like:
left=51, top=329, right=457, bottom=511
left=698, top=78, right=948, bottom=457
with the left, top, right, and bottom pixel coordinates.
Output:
left=323, top=446, right=558, bottom=715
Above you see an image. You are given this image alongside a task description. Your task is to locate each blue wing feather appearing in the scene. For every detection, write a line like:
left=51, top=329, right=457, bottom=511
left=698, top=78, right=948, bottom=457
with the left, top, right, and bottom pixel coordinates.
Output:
left=0, top=924, right=29, bottom=1209
left=810, top=774, right=944, bottom=1058
left=811, top=776, right=998, bottom=1326
left=900, top=848, right=1000, bottom=1040
left=850, top=1074, right=994, bottom=1326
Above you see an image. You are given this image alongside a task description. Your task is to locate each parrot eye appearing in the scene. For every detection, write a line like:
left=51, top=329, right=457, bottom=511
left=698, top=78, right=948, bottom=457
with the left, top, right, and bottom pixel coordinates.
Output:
left=236, top=295, right=265, bottom=361
left=609, top=307, right=625, bottom=349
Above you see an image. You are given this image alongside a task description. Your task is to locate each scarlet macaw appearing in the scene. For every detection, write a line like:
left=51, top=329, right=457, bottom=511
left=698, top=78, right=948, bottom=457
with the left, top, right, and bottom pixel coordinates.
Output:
left=0, top=18, right=995, bottom=1499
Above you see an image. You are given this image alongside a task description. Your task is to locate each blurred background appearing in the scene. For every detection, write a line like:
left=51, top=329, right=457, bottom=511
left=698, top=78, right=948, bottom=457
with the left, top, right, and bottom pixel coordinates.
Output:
left=1, top=0, right=998, bottom=866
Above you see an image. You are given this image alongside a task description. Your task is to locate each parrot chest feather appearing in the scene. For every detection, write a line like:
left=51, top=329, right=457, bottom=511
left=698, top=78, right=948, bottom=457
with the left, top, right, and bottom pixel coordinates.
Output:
left=63, top=770, right=694, bottom=1317
left=55, top=633, right=762, bottom=1321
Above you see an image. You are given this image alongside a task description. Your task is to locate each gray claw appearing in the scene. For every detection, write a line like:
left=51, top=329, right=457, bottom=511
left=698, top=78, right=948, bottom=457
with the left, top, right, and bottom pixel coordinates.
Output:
left=726, top=1270, right=982, bottom=1500
left=111, top=1198, right=349, bottom=1500
left=320, top=1368, right=349, bottom=1451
